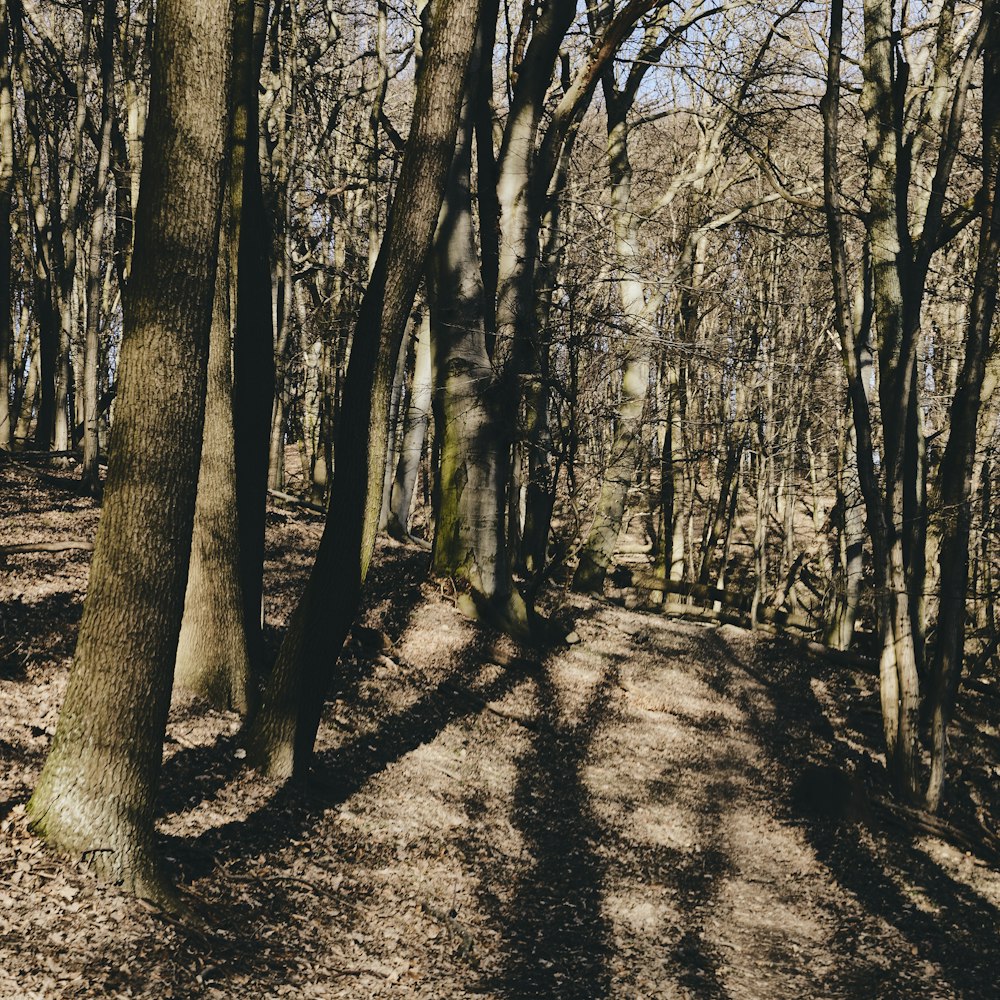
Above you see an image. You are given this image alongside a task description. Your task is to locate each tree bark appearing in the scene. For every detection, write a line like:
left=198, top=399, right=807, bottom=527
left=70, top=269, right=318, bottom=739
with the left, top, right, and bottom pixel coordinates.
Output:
left=233, top=0, right=275, bottom=678
left=926, top=1, right=1000, bottom=810
left=387, top=308, right=432, bottom=540
left=81, top=0, right=116, bottom=498
left=245, top=0, right=481, bottom=779
left=27, top=0, right=234, bottom=903
left=174, top=0, right=258, bottom=713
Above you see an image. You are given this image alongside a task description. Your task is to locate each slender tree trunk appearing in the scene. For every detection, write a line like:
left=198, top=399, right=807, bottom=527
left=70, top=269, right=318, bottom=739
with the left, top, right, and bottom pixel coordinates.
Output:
left=827, top=417, right=866, bottom=650
left=27, top=0, right=234, bottom=903
left=387, top=308, right=432, bottom=540
left=174, top=0, right=259, bottom=713
left=234, top=0, right=274, bottom=676
left=245, top=0, right=481, bottom=779
left=573, top=87, right=654, bottom=593
left=927, top=4, right=1000, bottom=810
left=0, top=0, right=11, bottom=452
left=81, top=0, right=116, bottom=498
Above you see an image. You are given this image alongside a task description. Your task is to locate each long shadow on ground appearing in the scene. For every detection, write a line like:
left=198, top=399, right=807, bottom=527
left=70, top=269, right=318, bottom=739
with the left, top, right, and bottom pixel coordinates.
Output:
left=704, top=630, right=1000, bottom=1000
left=132, top=623, right=538, bottom=996
left=158, top=544, right=432, bottom=818
left=160, top=630, right=533, bottom=883
left=471, top=652, right=621, bottom=999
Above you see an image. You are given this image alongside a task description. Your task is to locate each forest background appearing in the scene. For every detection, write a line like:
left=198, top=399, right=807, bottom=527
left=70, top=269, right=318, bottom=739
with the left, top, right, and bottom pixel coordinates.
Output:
left=3, top=0, right=1000, bottom=992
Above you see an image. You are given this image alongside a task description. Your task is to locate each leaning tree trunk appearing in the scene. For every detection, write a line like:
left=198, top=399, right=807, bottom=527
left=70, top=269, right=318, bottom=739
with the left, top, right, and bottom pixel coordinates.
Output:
left=245, top=0, right=481, bottom=780
left=27, top=0, right=233, bottom=904
left=927, top=6, right=1000, bottom=811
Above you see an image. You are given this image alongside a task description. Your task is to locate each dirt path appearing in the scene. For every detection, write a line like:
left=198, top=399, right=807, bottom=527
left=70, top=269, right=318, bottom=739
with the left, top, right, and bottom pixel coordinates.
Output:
left=2, top=466, right=1000, bottom=998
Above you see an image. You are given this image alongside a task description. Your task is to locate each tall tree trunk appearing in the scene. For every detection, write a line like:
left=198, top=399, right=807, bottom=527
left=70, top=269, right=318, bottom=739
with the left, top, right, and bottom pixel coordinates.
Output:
left=428, top=34, right=529, bottom=632
left=245, top=0, right=481, bottom=779
left=573, top=87, right=652, bottom=592
left=233, top=0, right=274, bottom=677
left=174, top=0, right=258, bottom=713
left=926, top=3, right=1000, bottom=810
left=27, top=0, right=234, bottom=903
left=81, top=0, right=116, bottom=498
left=0, top=0, right=12, bottom=452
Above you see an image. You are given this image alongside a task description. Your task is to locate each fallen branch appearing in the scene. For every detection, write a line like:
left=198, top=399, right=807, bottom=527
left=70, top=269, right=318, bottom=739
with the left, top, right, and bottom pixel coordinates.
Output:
left=484, top=700, right=539, bottom=730
left=0, top=540, right=94, bottom=555
left=628, top=571, right=821, bottom=633
left=267, top=488, right=326, bottom=514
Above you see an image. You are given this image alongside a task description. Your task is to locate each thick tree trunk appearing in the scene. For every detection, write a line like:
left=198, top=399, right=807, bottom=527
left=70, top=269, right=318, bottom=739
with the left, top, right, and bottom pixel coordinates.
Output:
left=245, top=0, right=481, bottom=779
left=27, top=0, right=233, bottom=903
left=428, top=52, right=528, bottom=632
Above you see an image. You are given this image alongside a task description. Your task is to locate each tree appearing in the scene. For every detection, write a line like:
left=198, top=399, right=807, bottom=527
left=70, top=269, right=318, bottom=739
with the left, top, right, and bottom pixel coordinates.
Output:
left=245, top=0, right=483, bottom=779
left=27, top=0, right=234, bottom=902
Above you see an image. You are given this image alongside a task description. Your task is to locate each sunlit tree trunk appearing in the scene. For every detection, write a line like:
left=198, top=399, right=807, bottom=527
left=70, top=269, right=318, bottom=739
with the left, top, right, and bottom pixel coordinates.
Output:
left=245, top=0, right=481, bottom=779
left=387, top=308, right=432, bottom=541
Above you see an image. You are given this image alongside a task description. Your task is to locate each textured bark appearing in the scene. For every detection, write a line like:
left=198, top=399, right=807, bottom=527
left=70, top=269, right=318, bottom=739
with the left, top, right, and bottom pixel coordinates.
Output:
left=428, top=39, right=527, bottom=633
left=174, top=0, right=262, bottom=712
left=827, top=419, right=866, bottom=651
left=27, top=0, right=233, bottom=901
left=387, top=309, right=432, bottom=540
left=572, top=85, right=651, bottom=594
left=927, top=2, right=1000, bottom=810
left=245, top=0, right=481, bottom=779
left=0, top=0, right=12, bottom=451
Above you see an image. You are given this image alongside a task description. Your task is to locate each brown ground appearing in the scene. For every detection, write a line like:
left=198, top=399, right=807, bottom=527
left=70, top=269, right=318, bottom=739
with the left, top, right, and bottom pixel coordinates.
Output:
left=2, top=459, right=1000, bottom=999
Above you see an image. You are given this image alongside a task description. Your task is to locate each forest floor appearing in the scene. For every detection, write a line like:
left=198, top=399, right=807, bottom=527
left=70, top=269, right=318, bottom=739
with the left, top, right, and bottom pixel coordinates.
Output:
left=3, top=460, right=1000, bottom=999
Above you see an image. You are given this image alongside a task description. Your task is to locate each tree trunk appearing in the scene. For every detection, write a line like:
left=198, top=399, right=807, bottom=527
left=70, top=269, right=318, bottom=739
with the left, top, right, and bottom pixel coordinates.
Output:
left=927, top=4, right=1000, bottom=810
left=572, top=85, right=654, bottom=593
left=387, top=308, right=432, bottom=540
left=245, top=0, right=481, bottom=779
left=427, top=41, right=528, bottom=632
left=233, top=0, right=275, bottom=677
left=27, top=0, right=234, bottom=903
left=174, top=0, right=259, bottom=713
left=81, top=0, right=116, bottom=498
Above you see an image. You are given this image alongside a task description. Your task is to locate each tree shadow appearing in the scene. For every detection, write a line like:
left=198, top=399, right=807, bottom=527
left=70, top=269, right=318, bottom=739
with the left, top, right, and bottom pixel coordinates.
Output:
left=703, top=629, right=1000, bottom=999
left=158, top=542, right=433, bottom=819
left=0, top=592, right=82, bottom=679
left=471, top=655, right=621, bottom=999
left=160, top=629, right=531, bottom=886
